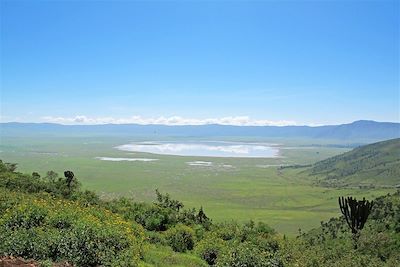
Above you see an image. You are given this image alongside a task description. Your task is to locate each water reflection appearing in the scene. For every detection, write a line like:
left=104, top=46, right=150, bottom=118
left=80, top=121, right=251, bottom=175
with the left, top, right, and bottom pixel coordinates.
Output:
left=116, top=141, right=279, bottom=158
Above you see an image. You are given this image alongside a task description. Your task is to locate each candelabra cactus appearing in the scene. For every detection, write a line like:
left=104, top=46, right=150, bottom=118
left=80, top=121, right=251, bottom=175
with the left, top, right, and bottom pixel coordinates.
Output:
left=338, top=196, right=374, bottom=248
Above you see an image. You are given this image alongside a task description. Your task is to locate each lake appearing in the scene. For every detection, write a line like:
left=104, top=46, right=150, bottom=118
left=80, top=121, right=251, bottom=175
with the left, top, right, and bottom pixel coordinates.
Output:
left=116, top=141, right=280, bottom=158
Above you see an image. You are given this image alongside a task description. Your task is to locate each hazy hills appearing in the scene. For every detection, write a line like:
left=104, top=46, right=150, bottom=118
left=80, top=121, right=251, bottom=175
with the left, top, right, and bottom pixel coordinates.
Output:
left=310, top=138, right=400, bottom=187
left=1, top=120, right=399, bottom=142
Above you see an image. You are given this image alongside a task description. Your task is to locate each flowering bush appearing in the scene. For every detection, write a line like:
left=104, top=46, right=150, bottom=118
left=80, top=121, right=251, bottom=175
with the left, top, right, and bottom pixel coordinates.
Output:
left=0, top=189, right=145, bottom=266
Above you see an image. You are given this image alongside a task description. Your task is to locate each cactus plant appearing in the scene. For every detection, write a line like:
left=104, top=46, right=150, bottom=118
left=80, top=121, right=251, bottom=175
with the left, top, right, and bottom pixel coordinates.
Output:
left=338, top=196, right=374, bottom=248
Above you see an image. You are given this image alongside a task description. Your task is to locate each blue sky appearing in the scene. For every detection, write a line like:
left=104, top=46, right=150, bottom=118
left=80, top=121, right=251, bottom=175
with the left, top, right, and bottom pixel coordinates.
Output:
left=1, top=0, right=399, bottom=126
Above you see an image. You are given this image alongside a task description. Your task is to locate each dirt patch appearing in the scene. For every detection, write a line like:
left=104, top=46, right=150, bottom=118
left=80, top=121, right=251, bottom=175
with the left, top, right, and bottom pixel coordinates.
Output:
left=0, top=257, right=37, bottom=267
left=0, top=257, right=72, bottom=267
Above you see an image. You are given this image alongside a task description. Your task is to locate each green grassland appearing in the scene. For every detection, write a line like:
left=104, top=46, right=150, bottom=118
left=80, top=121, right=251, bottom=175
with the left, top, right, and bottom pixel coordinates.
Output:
left=0, top=136, right=395, bottom=235
left=310, top=138, right=400, bottom=187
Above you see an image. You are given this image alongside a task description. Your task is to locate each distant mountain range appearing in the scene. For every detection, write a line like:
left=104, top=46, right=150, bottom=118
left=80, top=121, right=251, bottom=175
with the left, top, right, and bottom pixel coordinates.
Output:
left=1, top=120, right=399, bottom=142
left=310, top=138, right=400, bottom=187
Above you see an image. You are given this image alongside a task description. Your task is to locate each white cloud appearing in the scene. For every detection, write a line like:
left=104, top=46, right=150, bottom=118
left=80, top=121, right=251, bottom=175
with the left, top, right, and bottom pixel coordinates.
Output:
left=40, top=115, right=297, bottom=126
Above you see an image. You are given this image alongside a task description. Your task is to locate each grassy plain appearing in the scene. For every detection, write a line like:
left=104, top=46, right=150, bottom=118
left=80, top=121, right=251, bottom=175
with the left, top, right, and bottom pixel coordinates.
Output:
left=0, top=135, right=394, bottom=235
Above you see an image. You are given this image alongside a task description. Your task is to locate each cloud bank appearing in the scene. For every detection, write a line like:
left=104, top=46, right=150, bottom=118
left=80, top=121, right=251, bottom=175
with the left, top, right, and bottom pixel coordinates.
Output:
left=41, top=115, right=297, bottom=126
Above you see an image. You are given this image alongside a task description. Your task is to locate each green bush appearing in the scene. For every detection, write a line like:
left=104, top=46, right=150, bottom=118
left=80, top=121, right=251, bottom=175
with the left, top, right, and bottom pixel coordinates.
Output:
left=0, top=189, right=145, bottom=266
left=165, top=224, right=195, bottom=252
left=194, top=234, right=226, bottom=265
left=106, top=199, right=175, bottom=231
left=0, top=227, right=53, bottom=260
left=5, top=205, right=48, bottom=230
left=216, top=242, right=276, bottom=267
left=211, top=221, right=241, bottom=241
left=146, top=230, right=167, bottom=245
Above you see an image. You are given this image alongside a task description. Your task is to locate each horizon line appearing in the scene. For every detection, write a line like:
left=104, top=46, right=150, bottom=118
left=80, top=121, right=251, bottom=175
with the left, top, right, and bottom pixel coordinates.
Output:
left=1, top=119, right=399, bottom=128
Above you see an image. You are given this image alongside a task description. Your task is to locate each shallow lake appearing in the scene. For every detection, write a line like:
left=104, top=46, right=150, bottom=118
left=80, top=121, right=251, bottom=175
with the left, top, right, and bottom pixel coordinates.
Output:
left=116, top=141, right=280, bottom=158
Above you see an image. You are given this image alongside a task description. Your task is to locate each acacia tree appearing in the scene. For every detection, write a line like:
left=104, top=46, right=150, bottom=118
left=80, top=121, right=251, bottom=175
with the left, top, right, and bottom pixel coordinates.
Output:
left=338, top=196, right=374, bottom=248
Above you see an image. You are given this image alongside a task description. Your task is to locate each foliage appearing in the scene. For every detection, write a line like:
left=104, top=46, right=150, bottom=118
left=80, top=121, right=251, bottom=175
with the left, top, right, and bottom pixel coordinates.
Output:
left=107, top=198, right=174, bottom=231
left=155, top=189, right=184, bottom=212
left=194, top=220, right=281, bottom=266
left=0, top=160, right=99, bottom=205
left=1, top=136, right=393, bottom=234
left=194, top=234, right=227, bottom=265
left=0, top=188, right=145, bottom=266
left=0, top=159, right=399, bottom=266
left=141, top=244, right=208, bottom=267
left=105, top=190, right=212, bottom=233
left=211, top=221, right=241, bottom=241
left=284, top=191, right=400, bottom=266
left=216, top=241, right=279, bottom=267
left=164, top=224, right=196, bottom=252
left=310, top=138, right=400, bottom=187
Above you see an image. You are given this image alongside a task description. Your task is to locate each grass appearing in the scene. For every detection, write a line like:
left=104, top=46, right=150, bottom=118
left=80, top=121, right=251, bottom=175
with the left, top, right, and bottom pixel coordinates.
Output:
left=310, top=138, right=400, bottom=186
left=0, top=135, right=395, bottom=235
left=140, top=245, right=207, bottom=267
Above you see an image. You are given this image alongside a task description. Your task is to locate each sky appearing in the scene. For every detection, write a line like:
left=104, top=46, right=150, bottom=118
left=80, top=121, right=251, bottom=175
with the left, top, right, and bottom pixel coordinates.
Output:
left=0, top=0, right=399, bottom=126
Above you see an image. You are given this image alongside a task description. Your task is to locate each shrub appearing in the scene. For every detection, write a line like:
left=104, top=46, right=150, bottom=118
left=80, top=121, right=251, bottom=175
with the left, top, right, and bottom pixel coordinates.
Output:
left=165, top=224, right=195, bottom=252
left=211, top=221, right=241, bottom=241
left=240, top=221, right=277, bottom=244
left=106, top=199, right=175, bottom=231
left=5, top=205, right=48, bottom=230
left=195, top=234, right=226, bottom=265
left=216, top=242, right=276, bottom=267
left=0, top=227, right=53, bottom=260
left=147, top=230, right=167, bottom=245
left=0, top=189, right=145, bottom=266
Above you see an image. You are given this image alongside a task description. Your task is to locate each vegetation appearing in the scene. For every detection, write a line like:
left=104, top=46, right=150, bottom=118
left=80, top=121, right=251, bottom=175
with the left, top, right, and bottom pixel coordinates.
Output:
left=0, top=157, right=399, bottom=266
left=0, top=188, right=144, bottom=266
left=339, top=196, right=374, bottom=234
left=2, top=135, right=395, bottom=234
left=310, top=138, right=400, bottom=187
left=338, top=196, right=374, bottom=248
left=0, top=160, right=283, bottom=266
left=285, top=191, right=400, bottom=266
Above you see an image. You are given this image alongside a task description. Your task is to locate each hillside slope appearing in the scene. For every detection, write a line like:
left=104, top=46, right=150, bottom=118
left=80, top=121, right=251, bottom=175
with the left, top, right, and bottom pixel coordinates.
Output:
left=0, top=159, right=399, bottom=266
left=0, top=160, right=280, bottom=266
left=310, top=138, right=400, bottom=187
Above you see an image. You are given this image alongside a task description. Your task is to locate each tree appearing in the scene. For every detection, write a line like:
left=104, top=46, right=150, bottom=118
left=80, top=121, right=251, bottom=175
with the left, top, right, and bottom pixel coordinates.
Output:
left=64, top=171, right=75, bottom=189
left=197, top=206, right=211, bottom=229
left=155, top=189, right=184, bottom=212
left=197, top=206, right=209, bottom=223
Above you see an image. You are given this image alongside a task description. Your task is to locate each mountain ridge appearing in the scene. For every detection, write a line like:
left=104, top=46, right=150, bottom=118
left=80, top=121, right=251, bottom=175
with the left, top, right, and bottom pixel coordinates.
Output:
left=1, top=120, right=399, bottom=142
left=1, top=119, right=399, bottom=126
